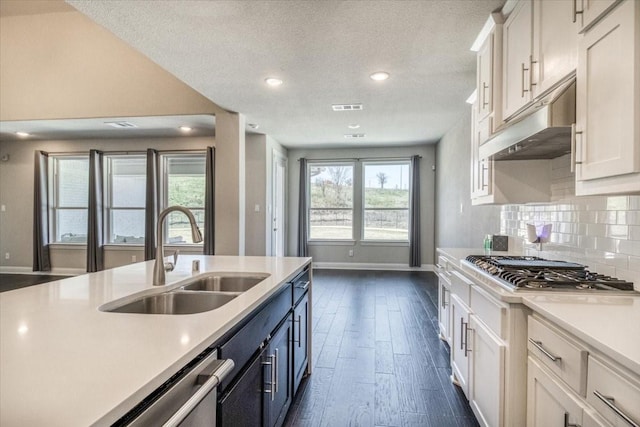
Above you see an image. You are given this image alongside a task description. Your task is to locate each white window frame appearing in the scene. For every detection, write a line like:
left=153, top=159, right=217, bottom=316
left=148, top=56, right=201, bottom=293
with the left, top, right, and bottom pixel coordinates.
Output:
left=49, top=154, right=90, bottom=244
left=361, top=160, right=411, bottom=243
left=307, top=161, right=355, bottom=242
left=104, top=154, right=147, bottom=245
left=159, top=152, right=206, bottom=246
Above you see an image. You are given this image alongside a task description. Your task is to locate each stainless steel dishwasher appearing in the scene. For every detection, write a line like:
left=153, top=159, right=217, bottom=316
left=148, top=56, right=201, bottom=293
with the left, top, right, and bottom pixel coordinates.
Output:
left=125, top=349, right=234, bottom=426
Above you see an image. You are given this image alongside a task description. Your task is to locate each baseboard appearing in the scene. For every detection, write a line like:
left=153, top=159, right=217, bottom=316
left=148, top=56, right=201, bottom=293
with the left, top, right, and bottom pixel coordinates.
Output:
left=0, top=266, right=81, bottom=276
left=312, top=262, right=434, bottom=272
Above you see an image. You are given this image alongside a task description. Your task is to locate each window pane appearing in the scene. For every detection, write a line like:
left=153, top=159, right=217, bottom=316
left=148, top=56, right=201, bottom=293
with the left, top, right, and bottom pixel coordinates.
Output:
left=111, top=157, right=146, bottom=208
left=57, top=157, right=89, bottom=207
left=363, top=163, right=410, bottom=240
left=166, top=209, right=205, bottom=244
left=166, top=156, right=206, bottom=207
left=56, top=209, right=88, bottom=242
left=309, top=164, right=353, bottom=239
left=110, top=209, right=145, bottom=244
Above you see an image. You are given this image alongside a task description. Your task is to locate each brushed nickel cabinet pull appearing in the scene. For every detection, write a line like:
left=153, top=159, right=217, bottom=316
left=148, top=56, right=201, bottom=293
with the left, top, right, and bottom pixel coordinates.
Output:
left=482, top=82, right=489, bottom=108
left=593, top=390, right=639, bottom=427
left=529, top=338, right=562, bottom=362
left=572, top=0, right=584, bottom=24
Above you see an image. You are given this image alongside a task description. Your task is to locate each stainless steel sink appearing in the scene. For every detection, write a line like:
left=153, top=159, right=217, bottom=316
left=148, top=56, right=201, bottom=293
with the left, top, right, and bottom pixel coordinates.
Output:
left=106, top=291, right=237, bottom=315
left=181, top=273, right=269, bottom=293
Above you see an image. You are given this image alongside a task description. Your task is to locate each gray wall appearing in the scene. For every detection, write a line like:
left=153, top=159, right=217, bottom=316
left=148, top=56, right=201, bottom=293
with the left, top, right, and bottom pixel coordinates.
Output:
left=287, top=145, right=436, bottom=267
left=435, top=111, right=501, bottom=249
left=0, top=136, right=214, bottom=272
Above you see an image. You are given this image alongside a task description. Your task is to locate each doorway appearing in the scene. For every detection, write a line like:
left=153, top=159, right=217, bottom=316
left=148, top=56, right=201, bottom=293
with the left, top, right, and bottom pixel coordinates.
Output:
left=271, top=151, right=287, bottom=256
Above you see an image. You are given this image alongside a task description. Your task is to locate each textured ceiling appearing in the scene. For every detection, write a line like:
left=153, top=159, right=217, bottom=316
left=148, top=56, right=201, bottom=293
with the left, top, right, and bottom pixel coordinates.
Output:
left=66, top=0, right=504, bottom=148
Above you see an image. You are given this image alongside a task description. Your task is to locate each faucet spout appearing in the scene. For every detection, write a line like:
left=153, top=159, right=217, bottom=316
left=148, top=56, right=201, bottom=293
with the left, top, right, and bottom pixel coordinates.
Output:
left=153, top=206, right=203, bottom=286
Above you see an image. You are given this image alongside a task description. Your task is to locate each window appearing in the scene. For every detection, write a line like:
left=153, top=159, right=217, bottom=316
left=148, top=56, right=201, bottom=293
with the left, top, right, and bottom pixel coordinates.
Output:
left=161, top=153, right=206, bottom=244
left=105, top=155, right=146, bottom=244
left=363, top=161, right=410, bottom=241
left=50, top=155, right=89, bottom=243
left=308, top=163, right=354, bottom=240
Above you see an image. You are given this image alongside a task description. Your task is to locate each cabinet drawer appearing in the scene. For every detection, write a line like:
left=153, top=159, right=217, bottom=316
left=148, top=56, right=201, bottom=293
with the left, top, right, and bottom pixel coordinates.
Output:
left=470, top=285, right=506, bottom=338
left=587, top=356, right=640, bottom=427
left=218, top=283, right=292, bottom=392
left=527, top=316, right=588, bottom=395
left=450, top=271, right=473, bottom=306
left=291, top=268, right=310, bottom=306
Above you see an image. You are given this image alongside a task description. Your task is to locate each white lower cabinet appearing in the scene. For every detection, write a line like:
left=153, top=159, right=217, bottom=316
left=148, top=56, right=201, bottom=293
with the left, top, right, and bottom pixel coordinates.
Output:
left=468, top=315, right=506, bottom=427
left=527, top=356, right=584, bottom=427
left=527, top=315, right=640, bottom=427
left=451, top=293, right=471, bottom=396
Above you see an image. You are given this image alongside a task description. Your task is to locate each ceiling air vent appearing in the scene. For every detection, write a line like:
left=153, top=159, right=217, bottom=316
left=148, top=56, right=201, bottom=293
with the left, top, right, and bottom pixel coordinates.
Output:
left=344, top=133, right=366, bottom=139
left=104, top=121, right=138, bottom=129
left=332, top=104, right=363, bottom=111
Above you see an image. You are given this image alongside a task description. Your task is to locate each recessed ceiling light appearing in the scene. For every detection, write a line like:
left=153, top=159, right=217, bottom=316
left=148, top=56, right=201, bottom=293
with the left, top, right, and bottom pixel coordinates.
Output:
left=348, top=124, right=360, bottom=129
left=179, top=126, right=192, bottom=132
left=370, top=71, right=390, bottom=81
left=265, top=77, right=283, bottom=87
left=247, top=123, right=259, bottom=130
left=16, top=131, right=30, bottom=137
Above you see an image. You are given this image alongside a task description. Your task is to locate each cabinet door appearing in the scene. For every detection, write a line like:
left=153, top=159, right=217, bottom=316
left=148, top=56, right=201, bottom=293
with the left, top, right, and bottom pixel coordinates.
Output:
left=450, top=294, right=471, bottom=397
left=580, top=0, right=622, bottom=31
left=292, top=294, right=309, bottom=395
left=438, top=277, right=451, bottom=344
left=576, top=0, right=640, bottom=182
left=527, top=357, right=583, bottom=427
left=532, top=0, right=578, bottom=96
left=218, top=347, right=267, bottom=427
left=267, top=315, right=293, bottom=427
left=503, top=0, right=533, bottom=120
left=468, top=315, right=506, bottom=427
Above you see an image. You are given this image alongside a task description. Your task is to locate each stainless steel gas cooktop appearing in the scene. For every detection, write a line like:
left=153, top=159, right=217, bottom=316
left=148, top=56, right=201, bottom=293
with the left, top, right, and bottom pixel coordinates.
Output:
left=465, top=255, right=635, bottom=291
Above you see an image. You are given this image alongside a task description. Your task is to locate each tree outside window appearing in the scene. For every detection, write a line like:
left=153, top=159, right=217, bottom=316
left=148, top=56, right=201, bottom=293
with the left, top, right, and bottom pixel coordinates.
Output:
left=363, top=162, right=410, bottom=241
left=308, top=163, right=354, bottom=240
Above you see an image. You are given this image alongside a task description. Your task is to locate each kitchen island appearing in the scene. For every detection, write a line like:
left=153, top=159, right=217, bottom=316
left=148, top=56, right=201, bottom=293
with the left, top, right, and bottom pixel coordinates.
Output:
left=0, top=255, right=311, bottom=426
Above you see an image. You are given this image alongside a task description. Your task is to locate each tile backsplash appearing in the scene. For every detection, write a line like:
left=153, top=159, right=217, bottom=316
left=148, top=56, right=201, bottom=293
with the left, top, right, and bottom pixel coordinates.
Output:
left=500, top=156, right=640, bottom=288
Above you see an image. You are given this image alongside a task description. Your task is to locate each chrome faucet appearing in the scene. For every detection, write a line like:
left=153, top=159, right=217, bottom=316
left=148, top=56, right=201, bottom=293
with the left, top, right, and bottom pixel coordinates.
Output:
left=153, top=206, right=203, bottom=286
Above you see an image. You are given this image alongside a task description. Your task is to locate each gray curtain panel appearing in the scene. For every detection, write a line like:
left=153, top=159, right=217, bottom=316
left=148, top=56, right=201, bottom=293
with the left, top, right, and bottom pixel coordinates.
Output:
left=87, top=149, right=104, bottom=272
left=144, top=149, right=158, bottom=260
left=297, top=158, right=308, bottom=257
left=33, top=150, right=51, bottom=272
left=204, top=146, right=215, bottom=255
left=409, top=155, right=421, bottom=267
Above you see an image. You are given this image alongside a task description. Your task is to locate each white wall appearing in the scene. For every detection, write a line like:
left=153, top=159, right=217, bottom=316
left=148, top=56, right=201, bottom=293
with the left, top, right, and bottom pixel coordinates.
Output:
left=435, top=111, right=501, bottom=249
left=287, top=145, right=436, bottom=267
left=244, top=134, right=288, bottom=256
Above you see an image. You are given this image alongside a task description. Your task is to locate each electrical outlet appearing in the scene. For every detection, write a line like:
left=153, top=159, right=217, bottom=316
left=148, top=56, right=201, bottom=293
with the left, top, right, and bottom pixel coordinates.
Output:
left=131, top=255, right=137, bottom=263
left=348, top=249, right=354, bottom=257
left=4, top=252, right=9, bottom=260
left=1, top=205, right=5, bottom=212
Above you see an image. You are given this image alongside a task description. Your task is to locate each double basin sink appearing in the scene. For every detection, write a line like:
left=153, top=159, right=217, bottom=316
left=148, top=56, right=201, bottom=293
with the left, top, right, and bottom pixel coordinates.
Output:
left=102, top=273, right=270, bottom=315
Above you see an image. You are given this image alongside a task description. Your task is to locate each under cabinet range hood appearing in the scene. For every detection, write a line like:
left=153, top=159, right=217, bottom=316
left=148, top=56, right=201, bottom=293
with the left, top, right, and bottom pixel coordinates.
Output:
left=479, top=78, right=576, bottom=161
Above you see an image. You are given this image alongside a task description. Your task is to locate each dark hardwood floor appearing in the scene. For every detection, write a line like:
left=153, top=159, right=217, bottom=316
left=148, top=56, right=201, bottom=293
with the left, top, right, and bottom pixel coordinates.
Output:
left=0, top=274, right=70, bottom=292
left=285, top=269, right=479, bottom=427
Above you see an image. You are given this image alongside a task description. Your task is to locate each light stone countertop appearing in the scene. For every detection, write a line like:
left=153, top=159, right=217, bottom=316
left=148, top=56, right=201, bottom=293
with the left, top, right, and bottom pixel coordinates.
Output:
left=0, top=255, right=311, bottom=427
left=437, top=247, right=640, bottom=376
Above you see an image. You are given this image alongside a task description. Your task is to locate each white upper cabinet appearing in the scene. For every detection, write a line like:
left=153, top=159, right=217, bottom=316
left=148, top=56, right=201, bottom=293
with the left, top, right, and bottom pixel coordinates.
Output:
left=578, top=0, right=623, bottom=32
left=575, top=0, right=640, bottom=195
left=532, top=0, right=579, bottom=96
left=477, top=36, right=494, bottom=121
left=502, top=0, right=533, bottom=120
left=472, top=12, right=503, bottom=131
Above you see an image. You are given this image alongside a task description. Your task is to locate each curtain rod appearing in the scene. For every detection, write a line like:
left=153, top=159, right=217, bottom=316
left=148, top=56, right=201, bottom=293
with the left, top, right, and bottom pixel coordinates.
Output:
left=298, top=156, right=421, bottom=162
left=45, top=148, right=207, bottom=156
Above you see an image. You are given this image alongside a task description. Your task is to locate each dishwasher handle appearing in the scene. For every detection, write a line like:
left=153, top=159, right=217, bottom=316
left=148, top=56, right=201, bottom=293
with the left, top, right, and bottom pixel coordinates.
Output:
left=163, top=359, right=235, bottom=427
